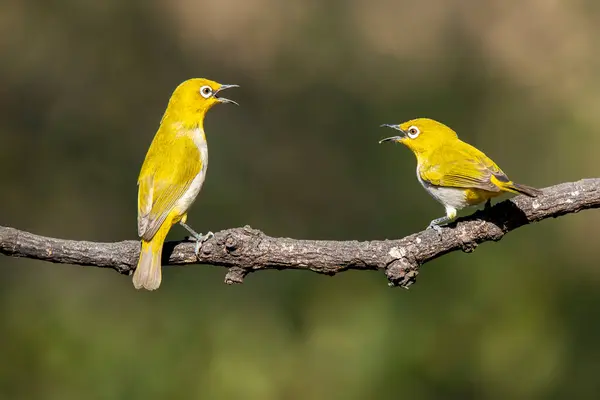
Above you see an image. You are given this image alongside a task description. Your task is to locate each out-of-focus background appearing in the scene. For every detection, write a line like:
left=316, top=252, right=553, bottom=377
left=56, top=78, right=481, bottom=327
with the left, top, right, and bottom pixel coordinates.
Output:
left=1, top=0, right=600, bottom=398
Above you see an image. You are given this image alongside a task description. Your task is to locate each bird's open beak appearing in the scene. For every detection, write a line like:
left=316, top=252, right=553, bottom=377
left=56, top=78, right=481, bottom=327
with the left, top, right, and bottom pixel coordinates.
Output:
left=378, top=124, right=405, bottom=144
left=214, top=84, right=239, bottom=105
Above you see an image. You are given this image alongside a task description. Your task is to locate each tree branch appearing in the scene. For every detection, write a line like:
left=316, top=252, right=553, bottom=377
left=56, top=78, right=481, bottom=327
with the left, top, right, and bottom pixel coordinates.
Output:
left=1, top=178, right=599, bottom=287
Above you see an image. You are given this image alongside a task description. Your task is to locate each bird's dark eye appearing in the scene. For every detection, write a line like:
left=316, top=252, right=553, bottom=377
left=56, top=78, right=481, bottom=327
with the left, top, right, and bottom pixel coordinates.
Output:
left=407, top=126, right=420, bottom=139
left=200, top=85, right=213, bottom=98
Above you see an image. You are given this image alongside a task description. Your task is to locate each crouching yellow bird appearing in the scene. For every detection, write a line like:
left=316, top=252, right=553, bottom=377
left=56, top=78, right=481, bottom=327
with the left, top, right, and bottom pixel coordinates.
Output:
left=380, top=118, right=541, bottom=232
left=134, top=78, right=238, bottom=290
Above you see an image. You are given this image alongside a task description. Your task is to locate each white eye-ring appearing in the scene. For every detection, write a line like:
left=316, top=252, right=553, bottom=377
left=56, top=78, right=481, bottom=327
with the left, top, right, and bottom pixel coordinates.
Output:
left=200, top=85, right=213, bottom=99
left=407, top=125, right=420, bottom=139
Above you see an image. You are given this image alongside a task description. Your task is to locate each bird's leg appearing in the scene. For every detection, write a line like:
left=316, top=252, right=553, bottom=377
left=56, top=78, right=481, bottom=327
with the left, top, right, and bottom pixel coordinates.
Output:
left=427, top=207, right=457, bottom=234
left=427, top=216, right=450, bottom=233
left=484, top=199, right=492, bottom=211
left=180, top=221, right=214, bottom=256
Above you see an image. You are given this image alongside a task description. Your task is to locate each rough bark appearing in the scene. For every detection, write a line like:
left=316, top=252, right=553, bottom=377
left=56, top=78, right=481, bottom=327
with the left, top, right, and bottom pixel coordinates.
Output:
left=1, top=178, right=598, bottom=287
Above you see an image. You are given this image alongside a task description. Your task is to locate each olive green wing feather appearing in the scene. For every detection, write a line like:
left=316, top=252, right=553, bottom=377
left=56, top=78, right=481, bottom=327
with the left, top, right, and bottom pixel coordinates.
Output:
left=419, top=141, right=508, bottom=192
left=138, top=135, right=201, bottom=241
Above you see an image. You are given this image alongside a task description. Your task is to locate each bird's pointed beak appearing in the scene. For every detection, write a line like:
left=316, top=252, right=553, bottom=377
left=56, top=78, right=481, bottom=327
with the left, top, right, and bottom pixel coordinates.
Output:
left=214, top=84, right=239, bottom=105
left=379, top=124, right=405, bottom=144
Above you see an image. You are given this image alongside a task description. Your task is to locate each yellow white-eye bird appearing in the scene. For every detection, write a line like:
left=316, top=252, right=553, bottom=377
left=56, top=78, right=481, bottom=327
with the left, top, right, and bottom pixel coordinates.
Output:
left=380, top=118, right=541, bottom=232
left=134, top=78, right=238, bottom=290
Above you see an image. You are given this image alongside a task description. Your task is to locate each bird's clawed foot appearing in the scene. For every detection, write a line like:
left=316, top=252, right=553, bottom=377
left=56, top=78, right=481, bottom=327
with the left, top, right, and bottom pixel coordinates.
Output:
left=427, top=211, right=457, bottom=235
left=428, top=223, right=443, bottom=234
left=192, top=231, right=214, bottom=256
left=427, top=217, right=448, bottom=235
left=180, top=221, right=214, bottom=258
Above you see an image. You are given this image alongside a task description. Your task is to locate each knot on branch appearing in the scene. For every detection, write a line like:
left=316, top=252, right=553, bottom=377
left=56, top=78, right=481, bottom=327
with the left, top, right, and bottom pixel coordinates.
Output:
left=223, top=225, right=264, bottom=255
left=224, top=235, right=238, bottom=251
left=385, top=259, right=418, bottom=288
left=384, top=246, right=418, bottom=288
left=224, top=267, right=249, bottom=284
left=457, top=226, right=479, bottom=253
left=198, top=240, right=214, bottom=255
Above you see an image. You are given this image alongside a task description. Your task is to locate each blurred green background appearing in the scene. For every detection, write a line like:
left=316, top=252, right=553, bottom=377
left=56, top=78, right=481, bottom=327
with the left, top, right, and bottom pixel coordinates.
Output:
left=1, top=0, right=600, bottom=398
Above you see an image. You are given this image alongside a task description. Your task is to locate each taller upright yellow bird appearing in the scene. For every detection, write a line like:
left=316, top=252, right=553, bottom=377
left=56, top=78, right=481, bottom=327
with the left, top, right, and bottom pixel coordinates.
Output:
left=380, top=118, right=541, bottom=231
left=134, top=78, right=238, bottom=290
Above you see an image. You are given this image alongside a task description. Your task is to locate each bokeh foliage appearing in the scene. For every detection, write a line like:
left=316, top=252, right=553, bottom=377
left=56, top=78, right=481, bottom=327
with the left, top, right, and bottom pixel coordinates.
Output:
left=1, top=0, right=600, bottom=398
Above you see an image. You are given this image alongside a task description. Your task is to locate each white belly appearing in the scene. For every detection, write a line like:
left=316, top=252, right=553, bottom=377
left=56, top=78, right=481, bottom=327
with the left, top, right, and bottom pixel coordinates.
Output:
left=416, top=165, right=469, bottom=211
left=175, top=128, right=208, bottom=213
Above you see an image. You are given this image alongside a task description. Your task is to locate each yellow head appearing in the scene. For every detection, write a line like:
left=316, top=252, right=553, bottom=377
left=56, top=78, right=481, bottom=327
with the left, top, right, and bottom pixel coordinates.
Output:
left=163, top=78, right=238, bottom=128
left=379, top=118, right=458, bottom=156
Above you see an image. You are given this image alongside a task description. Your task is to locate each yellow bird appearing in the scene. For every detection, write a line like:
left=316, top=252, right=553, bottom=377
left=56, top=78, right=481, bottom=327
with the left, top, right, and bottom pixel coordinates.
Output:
left=134, top=78, right=238, bottom=290
left=380, top=118, right=541, bottom=232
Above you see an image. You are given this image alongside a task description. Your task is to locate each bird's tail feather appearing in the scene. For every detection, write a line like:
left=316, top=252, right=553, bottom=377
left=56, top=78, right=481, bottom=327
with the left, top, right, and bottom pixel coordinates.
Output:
left=133, top=240, right=162, bottom=290
left=133, top=224, right=170, bottom=290
left=502, top=182, right=542, bottom=197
